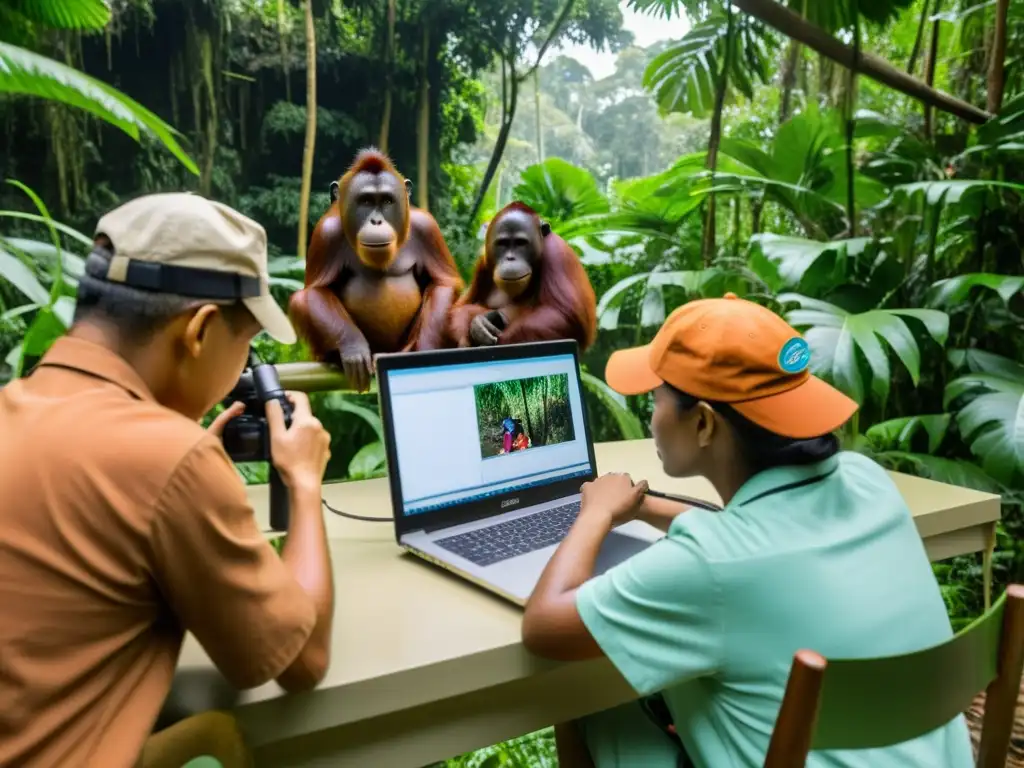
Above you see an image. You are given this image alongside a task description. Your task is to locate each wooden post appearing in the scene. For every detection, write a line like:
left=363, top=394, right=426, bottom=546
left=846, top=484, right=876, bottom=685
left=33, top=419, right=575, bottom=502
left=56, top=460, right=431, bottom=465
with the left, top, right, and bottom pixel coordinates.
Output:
left=729, top=0, right=992, bottom=125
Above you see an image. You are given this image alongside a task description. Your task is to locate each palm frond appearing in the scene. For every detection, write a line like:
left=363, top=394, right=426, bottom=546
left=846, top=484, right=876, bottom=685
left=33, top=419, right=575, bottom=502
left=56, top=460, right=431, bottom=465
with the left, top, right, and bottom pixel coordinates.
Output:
left=4, top=0, right=110, bottom=30
left=0, top=42, right=198, bottom=175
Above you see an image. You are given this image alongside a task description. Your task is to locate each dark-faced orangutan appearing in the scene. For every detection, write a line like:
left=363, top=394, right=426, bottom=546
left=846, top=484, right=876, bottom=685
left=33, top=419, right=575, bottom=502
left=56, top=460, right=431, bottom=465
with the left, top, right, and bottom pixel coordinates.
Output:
left=449, top=203, right=597, bottom=351
left=289, top=149, right=463, bottom=392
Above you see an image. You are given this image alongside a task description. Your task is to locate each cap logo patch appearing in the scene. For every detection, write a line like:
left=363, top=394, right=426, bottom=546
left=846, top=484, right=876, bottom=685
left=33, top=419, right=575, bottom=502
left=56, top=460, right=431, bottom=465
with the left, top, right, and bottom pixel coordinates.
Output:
left=778, top=337, right=810, bottom=374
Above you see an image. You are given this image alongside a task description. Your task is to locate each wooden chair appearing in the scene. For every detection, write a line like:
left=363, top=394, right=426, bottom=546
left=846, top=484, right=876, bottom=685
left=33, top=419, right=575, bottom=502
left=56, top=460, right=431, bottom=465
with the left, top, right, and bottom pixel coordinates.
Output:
left=764, top=584, right=1024, bottom=768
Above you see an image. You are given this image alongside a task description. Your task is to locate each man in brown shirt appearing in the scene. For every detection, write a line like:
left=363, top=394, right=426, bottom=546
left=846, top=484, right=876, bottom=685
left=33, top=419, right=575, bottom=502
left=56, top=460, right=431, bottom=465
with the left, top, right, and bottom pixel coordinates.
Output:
left=0, top=193, right=335, bottom=767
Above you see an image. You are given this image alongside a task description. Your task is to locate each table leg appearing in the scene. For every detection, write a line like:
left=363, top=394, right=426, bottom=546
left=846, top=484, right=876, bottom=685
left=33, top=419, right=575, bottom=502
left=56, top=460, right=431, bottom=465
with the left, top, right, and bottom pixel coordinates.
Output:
left=982, top=522, right=997, bottom=611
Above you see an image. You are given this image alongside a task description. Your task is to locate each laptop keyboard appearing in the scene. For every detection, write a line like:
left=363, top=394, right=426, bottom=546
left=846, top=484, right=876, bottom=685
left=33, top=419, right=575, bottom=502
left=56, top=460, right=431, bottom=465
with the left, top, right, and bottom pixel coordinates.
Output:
left=434, top=501, right=581, bottom=567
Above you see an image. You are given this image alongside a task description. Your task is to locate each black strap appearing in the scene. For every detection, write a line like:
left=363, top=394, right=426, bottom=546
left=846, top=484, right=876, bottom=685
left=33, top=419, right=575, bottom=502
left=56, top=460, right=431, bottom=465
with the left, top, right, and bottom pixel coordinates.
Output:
left=739, top=464, right=839, bottom=507
left=116, top=259, right=261, bottom=299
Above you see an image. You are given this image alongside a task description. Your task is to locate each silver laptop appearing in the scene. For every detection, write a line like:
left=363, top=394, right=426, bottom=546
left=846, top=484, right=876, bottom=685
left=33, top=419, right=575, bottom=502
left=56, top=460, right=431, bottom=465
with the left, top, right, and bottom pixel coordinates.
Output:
left=375, top=340, right=659, bottom=607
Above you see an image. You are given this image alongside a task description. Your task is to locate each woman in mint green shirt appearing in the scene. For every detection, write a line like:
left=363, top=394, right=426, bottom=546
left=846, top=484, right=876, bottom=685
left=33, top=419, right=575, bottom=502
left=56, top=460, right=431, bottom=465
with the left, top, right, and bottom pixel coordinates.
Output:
left=522, top=294, right=974, bottom=768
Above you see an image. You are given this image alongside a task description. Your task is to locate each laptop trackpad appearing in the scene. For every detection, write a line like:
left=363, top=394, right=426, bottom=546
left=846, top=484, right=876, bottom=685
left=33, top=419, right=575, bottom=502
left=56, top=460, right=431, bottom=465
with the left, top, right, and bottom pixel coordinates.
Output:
left=593, top=531, right=653, bottom=576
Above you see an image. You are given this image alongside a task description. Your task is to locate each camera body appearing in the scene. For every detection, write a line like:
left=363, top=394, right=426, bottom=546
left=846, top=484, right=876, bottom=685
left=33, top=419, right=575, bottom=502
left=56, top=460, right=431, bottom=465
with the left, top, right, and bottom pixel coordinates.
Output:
left=222, top=371, right=273, bottom=463
left=222, top=354, right=294, bottom=531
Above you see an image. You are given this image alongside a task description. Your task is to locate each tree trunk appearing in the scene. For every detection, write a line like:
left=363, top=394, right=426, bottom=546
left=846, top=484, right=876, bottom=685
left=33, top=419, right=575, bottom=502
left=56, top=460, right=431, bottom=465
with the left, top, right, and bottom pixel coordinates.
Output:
left=296, top=0, right=317, bottom=258
left=534, top=69, right=544, bottom=164
left=199, top=31, right=217, bottom=197
left=778, top=0, right=805, bottom=122
left=779, top=41, right=801, bottom=122
left=379, top=0, right=396, bottom=151
left=469, top=58, right=519, bottom=224
left=277, top=0, right=291, bottom=103
left=417, top=27, right=430, bottom=210
left=468, top=0, right=576, bottom=223
left=519, top=380, right=534, bottom=444
left=730, top=0, right=989, bottom=124
left=702, top=4, right=736, bottom=266
left=732, top=194, right=742, bottom=256
left=845, top=9, right=860, bottom=238
left=923, top=0, right=943, bottom=138
left=541, top=376, right=549, bottom=445
left=987, top=0, right=1009, bottom=113
left=906, top=0, right=930, bottom=75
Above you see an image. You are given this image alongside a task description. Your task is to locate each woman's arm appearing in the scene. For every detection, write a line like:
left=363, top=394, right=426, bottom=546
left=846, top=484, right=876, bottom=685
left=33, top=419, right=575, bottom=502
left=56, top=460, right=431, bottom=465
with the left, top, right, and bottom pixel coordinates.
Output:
left=636, top=495, right=690, bottom=533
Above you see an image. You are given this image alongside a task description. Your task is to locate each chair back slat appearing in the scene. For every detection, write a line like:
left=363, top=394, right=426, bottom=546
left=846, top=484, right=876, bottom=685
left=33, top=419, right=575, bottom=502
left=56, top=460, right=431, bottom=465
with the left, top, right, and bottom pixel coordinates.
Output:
left=810, top=593, right=1007, bottom=750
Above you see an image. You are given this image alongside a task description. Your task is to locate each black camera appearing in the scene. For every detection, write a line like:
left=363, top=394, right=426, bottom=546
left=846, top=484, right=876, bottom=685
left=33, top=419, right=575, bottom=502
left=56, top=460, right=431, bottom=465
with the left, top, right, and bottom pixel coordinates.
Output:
left=222, top=350, right=294, bottom=531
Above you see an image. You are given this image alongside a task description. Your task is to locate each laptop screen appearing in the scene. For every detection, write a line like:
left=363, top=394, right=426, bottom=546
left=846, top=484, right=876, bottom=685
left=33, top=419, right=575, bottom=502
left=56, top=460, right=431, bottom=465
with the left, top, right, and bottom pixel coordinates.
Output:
left=381, top=350, right=593, bottom=517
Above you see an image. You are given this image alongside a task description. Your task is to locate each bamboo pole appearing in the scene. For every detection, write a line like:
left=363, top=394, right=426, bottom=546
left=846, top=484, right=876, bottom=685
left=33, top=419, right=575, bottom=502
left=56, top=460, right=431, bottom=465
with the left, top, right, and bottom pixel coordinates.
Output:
left=276, top=362, right=352, bottom=393
left=730, top=0, right=992, bottom=125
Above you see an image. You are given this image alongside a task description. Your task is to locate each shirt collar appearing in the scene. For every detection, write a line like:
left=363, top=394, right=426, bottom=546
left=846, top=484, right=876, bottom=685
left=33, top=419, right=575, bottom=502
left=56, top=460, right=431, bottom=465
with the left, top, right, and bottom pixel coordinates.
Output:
left=31, top=336, right=155, bottom=402
left=728, top=454, right=841, bottom=509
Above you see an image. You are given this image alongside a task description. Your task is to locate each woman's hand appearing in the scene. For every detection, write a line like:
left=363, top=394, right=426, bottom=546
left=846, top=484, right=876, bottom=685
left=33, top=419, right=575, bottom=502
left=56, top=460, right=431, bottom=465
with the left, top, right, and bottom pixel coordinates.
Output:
left=579, top=472, right=649, bottom=528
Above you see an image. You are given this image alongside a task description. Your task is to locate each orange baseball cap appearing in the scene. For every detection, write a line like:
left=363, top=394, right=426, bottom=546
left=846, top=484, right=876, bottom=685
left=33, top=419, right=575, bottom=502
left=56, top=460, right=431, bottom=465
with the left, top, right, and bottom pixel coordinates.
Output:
left=604, top=293, right=858, bottom=439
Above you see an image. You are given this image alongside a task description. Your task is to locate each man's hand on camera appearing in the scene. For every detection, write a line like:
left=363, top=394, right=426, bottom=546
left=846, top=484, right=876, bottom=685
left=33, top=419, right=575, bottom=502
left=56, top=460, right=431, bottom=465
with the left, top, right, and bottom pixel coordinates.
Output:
left=266, top=391, right=331, bottom=492
left=206, top=401, right=246, bottom=438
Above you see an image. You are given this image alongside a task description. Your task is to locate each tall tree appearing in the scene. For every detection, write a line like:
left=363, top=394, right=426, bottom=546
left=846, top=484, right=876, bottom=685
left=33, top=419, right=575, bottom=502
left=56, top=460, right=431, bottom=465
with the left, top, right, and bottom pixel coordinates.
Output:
left=641, top=4, right=775, bottom=262
left=417, top=26, right=430, bottom=211
left=297, top=0, right=317, bottom=258
left=277, top=0, right=292, bottom=102
left=988, top=0, right=1010, bottom=113
left=466, top=0, right=626, bottom=223
left=378, top=0, right=396, bottom=151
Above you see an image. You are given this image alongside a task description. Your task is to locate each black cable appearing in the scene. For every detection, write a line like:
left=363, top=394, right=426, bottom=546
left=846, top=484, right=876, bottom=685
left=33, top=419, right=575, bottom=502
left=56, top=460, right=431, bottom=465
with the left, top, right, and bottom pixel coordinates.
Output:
left=645, top=489, right=722, bottom=512
left=321, top=497, right=392, bottom=522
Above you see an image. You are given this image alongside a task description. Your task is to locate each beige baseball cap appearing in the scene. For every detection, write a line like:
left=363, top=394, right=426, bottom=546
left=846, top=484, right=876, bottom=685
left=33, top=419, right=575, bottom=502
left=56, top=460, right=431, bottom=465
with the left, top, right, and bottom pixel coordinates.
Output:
left=93, top=192, right=296, bottom=344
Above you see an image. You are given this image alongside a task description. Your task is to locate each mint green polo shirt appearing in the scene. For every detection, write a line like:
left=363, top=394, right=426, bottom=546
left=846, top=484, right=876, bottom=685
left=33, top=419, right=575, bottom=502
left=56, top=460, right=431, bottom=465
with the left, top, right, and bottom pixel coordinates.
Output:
left=576, top=451, right=975, bottom=768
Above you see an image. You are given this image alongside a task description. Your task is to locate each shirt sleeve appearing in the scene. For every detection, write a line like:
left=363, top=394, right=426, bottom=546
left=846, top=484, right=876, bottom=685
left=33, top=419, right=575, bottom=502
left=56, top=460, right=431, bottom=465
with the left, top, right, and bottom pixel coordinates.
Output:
left=149, top=436, right=318, bottom=689
left=575, top=530, right=723, bottom=696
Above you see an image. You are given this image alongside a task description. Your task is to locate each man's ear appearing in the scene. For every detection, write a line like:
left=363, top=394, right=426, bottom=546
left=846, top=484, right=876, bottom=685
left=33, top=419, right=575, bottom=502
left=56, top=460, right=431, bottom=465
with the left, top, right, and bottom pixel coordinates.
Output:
left=695, top=401, right=717, bottom=448
left=405, top=178, right=413, bottom=198
left=540, top=220, right=552, bottom=237
left=182, top=304, right=220, bottom=356
left=329, top=181, right=339, bottom=203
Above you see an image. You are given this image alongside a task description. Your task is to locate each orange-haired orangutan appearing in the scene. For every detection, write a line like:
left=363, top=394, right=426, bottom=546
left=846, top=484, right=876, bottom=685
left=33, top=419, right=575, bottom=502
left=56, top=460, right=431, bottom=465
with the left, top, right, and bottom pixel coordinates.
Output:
left=449, top=203, right=597, bottom=350
left=289, top=149, right=463, bottom=391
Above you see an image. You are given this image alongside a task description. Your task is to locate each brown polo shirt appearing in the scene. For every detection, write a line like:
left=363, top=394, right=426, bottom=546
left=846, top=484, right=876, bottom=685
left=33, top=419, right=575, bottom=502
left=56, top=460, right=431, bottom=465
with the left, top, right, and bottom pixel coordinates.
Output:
left=0, top=336, right=317, bottom=767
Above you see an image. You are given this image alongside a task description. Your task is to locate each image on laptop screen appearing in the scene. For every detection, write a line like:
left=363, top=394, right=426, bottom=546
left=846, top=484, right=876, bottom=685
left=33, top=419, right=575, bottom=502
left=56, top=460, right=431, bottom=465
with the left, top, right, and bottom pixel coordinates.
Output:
left=384, top=352, right=592, bottom=516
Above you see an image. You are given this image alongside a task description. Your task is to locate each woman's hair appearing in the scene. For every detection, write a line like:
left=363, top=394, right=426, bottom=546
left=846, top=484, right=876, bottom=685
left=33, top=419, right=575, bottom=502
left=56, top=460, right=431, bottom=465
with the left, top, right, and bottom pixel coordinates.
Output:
left=663, top=383, right=839, bottom=472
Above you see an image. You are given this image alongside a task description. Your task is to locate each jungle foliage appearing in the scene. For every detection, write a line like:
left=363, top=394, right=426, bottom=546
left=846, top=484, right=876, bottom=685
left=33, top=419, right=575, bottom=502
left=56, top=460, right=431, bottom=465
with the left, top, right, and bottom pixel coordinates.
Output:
left=1, top=0, right=1023, bottom=765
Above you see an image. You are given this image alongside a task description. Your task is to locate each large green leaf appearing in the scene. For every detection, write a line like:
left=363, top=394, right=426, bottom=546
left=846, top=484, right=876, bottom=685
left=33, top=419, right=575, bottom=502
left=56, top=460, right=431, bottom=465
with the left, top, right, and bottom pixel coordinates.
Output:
left=0, top=239, right=49, bottom=304
left=865, top=414, right=951, bottom=454
left=0, top=210, right=93, bottom=246
left=348, top=441, right=386, bottom=480
left=581, top=371, right=646, bottom=440
left=512, top=158, right=609, bottom=231
left=891, top=179, right=1024, bottom=208
left=0, top=42, right=198, bottom=175
left=947, top=348, right=1024, bottom=381
left=20, top=305, right=65, bottom=358
left=873, top=452, right=1005, bottom=494
left=925, top=273, right=1024, bottom=308
left=944, top=372, right=1024, bottom=484
left=323, top=393, right=384, bottom=440
left=714, top=105, right=880, bottom=238
left=957, top=394, right=1024, bottom=485
left=4, top=0, right=110, bottom=29
left=2, top=237, right=85, bottom=280
left=597, top=269, right=721, bottom=330
left=782, top=294, right=949, bottom=407
left=749, top=234, right=870, bottom=293
left=944, top=373, right=1024, bottom=407
left=642, top=10, right=774, bottom=119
